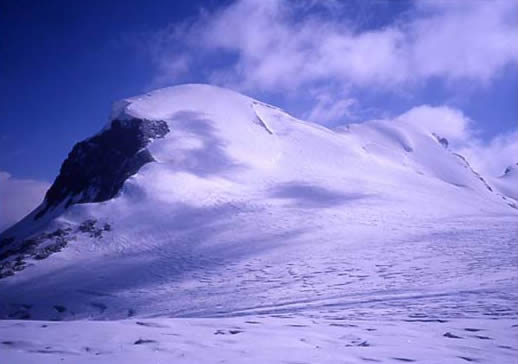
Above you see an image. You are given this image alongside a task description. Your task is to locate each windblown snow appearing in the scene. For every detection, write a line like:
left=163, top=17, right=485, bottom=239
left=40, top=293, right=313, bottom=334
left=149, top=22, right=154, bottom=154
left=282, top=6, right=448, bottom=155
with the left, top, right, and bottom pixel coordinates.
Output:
left=1, top=84, right=517, bottom=363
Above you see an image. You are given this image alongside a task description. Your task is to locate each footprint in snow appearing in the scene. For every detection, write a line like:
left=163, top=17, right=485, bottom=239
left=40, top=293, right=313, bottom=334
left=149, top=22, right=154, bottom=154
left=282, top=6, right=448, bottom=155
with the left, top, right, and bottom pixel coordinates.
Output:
left=472, top=335, right=492, bottom=340
left=457, top=356, right=480, bottom=362
left=134, top=338, right=157, bottom=345
left=443, top=332, right=462, bottom=339
left=214, top=329, right=243, bottom=335
left=136, top=321, right=169, bottom=328
left=360, top=357, right=382, bottom=362
left=30, top=348, right=76, bottom=355
left=391, top=358, right=416, bottom=362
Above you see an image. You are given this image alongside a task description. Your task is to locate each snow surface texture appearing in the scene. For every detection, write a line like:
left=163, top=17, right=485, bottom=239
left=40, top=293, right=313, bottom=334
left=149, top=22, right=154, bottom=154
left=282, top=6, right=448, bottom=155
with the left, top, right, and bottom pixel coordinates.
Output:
left=0, top=84, right=517, bottom=363
left=2, top=317, right=517, bottom=363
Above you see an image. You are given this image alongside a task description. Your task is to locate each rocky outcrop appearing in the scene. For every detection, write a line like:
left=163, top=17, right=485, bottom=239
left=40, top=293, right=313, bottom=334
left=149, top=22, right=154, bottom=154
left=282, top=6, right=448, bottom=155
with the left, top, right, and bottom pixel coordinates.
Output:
left=0, top=219, right=111, bottom=279
left=35, top=118, right=169, bottom=219
left=0, top=118, right=168, bottom=278
left=433, top=133, right=449, bottom=149
left=0, top=227, right=74, bottom=279
left=453, top=153, right=493, bottom=192
left=503, top=163, right=518, bottom=176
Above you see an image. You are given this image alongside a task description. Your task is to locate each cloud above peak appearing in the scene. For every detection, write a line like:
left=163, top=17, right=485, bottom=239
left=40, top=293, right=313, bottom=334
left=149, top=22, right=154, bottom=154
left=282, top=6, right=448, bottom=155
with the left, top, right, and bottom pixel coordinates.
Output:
left=135, top=0, right=517, bottom=178
left=146, top=0, right=517, bottom=92
left=395, top=105, right=472, bottom=143
left=458, top=131, right=518, bottom=178
left=385, top=105, right=517, bottom=178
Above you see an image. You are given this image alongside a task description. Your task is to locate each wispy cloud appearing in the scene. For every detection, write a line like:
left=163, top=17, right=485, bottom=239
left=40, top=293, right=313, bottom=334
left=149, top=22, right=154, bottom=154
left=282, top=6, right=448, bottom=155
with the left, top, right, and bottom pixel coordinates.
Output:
left=377, top=105, right=517, bottom=177
left=144, top=0, right=517, bottom=93
left=0, top=172, right=50, bottom=232
left=395, top=105, right=473, bottom=143
left=458, top=131, right=518, bottom=177
left=134, top=0, right=517, bottom=175
left=305, top=87, right=357, bottom=124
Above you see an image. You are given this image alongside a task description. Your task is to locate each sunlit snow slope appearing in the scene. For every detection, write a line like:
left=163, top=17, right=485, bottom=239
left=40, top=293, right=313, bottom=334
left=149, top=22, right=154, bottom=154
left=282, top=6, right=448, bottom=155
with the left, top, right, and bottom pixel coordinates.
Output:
left=0, top=84, right=516, bottom=326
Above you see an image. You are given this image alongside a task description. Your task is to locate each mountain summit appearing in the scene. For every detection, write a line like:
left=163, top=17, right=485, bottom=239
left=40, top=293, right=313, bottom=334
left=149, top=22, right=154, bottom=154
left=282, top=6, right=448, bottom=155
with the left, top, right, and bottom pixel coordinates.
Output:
left=0, top=84, right=516, bottom=320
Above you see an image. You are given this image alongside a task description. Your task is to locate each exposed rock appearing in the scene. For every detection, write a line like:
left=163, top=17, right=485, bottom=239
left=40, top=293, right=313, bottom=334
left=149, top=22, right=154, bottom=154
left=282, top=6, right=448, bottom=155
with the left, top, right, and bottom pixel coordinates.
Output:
left=0, top=220, right=111, bottom=279
left=433, top=133, right=449, bottom=149
left=0, top=237, right=15, bottom=250
left=443, top=332, right=462, bottom=339
left=79, top=219, right=107, bottom=238
left=79, top=219, right=97, bottom=234
left=35, top=118, right=169, bottom=219
left=503, top=163, right=518, bottom=176
left=453, top=153, right=493, bottom=192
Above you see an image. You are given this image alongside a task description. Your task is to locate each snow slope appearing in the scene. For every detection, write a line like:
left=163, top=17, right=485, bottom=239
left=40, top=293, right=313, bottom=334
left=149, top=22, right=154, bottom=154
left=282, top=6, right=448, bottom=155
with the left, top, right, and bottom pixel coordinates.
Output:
left=491, top=163, right=518, bottom=202
left=0, top=84, right=517, bottom=363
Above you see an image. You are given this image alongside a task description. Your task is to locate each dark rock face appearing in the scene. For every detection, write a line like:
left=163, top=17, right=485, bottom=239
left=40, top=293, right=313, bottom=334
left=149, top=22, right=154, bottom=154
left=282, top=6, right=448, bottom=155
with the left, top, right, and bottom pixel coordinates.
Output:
left=0, top=118, right=168, bottom=279
left=0, top=227, right=74, bottom=279
left=453, top=153, right=493, bottom=192
left=433, top=133, right=449, bottom=149
left=0, top=219, right=110, bottom=279
left=503, top=163, right=518, bottom=175
left=35, top=118, right=169, bottom=219
left=78, top=219, right=111, bottom=238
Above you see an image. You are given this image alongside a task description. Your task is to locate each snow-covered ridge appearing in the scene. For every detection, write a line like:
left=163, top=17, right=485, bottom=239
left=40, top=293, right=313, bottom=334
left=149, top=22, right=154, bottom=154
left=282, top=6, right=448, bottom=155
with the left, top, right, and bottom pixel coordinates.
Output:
left=0, top=84, right=516, bottom=326
left=491, top=163, right=518, bottom=202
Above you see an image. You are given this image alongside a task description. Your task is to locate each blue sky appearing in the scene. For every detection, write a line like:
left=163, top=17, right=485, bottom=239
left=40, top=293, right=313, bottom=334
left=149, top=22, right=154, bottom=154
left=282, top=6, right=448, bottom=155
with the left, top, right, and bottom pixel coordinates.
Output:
left=0, top=0, right=517, bottom=229
left=0, top=0, right=216, bottom=181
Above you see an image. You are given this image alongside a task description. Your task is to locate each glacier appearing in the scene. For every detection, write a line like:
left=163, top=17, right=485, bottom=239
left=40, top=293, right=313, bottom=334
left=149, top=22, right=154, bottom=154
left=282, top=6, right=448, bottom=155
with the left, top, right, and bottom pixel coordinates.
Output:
left=0, top=84, right=517, bottom=363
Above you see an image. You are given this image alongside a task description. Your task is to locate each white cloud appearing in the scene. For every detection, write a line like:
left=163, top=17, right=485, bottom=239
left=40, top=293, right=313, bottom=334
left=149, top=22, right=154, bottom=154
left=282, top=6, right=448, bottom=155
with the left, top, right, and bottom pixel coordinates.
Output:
left=458, top=132, right=518, bottom=177
left=410, top=0, right=518, bottom=83
left=389, top=105, right=517, bottom=177
left=0, top=172, right=50, bottom=232
left=147, top=0, right=517, bottom=92
left=138, top=0, right=517, bottom=176
left=395, top=105, right=472, bottom=142
left=305, top=87, right=357, bottom=124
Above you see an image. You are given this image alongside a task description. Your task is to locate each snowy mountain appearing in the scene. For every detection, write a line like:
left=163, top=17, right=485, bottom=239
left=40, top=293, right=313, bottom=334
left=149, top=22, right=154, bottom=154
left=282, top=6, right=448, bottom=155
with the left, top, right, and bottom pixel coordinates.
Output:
left=1, top=84, right=517, bottom=363
left=491, top=163, right=518, bottom=202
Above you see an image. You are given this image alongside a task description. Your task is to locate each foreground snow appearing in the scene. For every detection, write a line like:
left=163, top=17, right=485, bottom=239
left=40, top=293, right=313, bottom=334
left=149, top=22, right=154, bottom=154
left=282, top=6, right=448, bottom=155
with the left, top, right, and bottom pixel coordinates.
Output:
left=1, top=316, right=517, bottom=363
left=2, top=214, right=516, bottom=363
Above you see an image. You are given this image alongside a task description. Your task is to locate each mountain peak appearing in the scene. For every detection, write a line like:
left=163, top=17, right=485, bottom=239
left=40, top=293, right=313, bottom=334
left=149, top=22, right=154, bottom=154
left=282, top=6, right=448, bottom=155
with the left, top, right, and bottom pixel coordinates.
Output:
left=35, top=118, right=170, bottom=220
left=109, top=83, right=255, bottom=123
left=1, top=85, right=516, bottom=318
